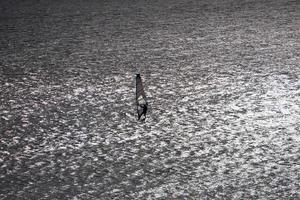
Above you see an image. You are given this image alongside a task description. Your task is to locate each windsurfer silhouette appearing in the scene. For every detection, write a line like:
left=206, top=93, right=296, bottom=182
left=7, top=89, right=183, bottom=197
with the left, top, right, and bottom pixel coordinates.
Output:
left=138, top=103, right=148, bottom=121
left=136, top=73, right=148, bottom=121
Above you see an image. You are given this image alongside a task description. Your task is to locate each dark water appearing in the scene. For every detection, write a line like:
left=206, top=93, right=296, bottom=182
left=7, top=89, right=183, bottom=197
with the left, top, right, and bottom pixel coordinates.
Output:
left=1, top=0, right=300, bottom=199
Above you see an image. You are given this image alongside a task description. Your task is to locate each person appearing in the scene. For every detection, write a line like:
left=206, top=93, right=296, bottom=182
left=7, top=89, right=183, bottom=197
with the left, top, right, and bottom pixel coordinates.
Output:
left=138, top=103, right=148, bottom=121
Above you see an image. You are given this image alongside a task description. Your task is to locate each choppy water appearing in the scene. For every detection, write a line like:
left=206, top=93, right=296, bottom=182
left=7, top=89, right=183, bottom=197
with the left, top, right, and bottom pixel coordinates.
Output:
left=1, top=0, right=300, bottom=199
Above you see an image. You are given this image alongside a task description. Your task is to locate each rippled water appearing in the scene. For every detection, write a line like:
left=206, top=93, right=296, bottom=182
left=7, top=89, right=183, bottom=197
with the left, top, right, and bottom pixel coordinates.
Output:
left=1, top=0, right=300, bottom=199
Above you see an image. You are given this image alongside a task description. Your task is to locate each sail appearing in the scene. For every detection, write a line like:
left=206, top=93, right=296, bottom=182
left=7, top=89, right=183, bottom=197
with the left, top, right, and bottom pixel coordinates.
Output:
left=136, top=74, right=147, bottom=105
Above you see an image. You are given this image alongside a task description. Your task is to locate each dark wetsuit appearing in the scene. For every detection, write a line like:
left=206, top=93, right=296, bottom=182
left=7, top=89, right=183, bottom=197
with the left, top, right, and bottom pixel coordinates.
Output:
left=138, top=104, right=148, bottom=120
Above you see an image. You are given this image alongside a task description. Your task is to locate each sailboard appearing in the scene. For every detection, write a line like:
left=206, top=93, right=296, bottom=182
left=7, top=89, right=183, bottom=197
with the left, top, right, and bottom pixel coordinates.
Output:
left=135, top=73, right=148, bottom=120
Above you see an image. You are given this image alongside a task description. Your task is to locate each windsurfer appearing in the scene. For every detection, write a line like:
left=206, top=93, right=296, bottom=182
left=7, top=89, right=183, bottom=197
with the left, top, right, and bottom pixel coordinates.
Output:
left=138, top=103, right=148, bottom=121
